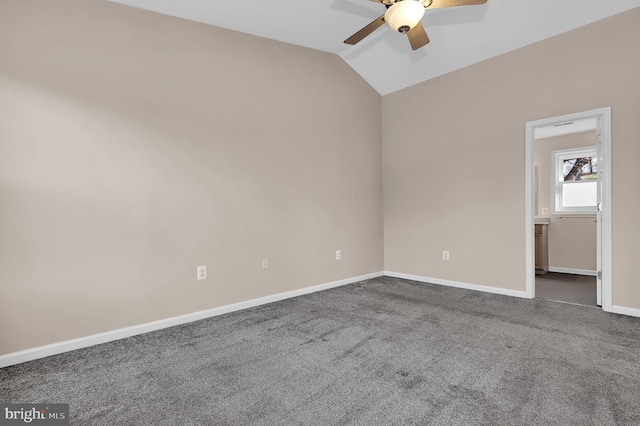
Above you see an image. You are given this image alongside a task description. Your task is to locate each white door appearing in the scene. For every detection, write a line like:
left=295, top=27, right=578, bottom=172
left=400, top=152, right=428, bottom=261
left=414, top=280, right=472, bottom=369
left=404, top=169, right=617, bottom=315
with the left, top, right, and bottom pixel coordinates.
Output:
left=596, top=119, right=603, bottom=307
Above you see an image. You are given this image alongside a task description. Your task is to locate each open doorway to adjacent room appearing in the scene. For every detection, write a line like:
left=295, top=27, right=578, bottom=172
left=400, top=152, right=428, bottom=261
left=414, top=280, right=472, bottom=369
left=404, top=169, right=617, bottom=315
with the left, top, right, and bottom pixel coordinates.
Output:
left=525, top=107, right=612, bottom=310
left=534, top=125, right=597, bottom=306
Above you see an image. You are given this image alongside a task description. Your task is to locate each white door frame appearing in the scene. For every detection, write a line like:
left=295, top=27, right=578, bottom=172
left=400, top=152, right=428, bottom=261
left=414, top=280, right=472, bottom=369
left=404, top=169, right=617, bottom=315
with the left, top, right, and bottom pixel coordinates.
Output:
left=524, top=107, right=612, bottom=312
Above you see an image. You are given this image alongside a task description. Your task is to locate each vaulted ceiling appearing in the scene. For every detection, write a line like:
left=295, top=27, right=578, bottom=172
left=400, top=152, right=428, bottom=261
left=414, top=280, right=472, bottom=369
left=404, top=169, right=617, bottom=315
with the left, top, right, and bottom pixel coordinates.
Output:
left=107, top=0, right=640, bottom=95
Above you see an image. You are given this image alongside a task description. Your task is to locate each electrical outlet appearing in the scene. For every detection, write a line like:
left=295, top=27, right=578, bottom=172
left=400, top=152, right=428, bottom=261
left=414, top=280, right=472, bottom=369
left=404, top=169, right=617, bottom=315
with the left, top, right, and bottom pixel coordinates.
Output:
left=197, top=265, right=207, bottom=280
left=262, top=258, right=269, bottom=270
left=541, top=207, right=549, bottom=215
left=336, top=250, right=342, bottom=260
left=442, top=251, right=450, bottom=261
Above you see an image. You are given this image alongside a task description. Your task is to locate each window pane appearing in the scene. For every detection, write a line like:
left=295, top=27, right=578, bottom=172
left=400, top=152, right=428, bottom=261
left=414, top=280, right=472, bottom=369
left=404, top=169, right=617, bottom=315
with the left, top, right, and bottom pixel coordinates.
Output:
left=562, top=181, right=597, bottom=207
left=563, top=157, right=597, bottom=181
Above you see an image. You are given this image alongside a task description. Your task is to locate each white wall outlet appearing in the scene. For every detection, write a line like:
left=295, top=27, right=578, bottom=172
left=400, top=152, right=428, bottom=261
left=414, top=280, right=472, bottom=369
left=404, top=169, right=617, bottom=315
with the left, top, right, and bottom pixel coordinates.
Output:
left=262, top=258, right=269, bottom=270
left=197, top=265, right=207, bottom=280
left=541, top=207, right=549, bottom=215
left=442, top=251, right=450, bottom=261
left=336, top=250, right=342, bottom=260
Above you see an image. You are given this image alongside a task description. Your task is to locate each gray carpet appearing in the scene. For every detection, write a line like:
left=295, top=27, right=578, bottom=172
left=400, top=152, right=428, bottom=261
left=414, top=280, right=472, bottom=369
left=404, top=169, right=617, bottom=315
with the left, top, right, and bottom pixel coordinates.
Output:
left=2, top=276, right=640, bottom=425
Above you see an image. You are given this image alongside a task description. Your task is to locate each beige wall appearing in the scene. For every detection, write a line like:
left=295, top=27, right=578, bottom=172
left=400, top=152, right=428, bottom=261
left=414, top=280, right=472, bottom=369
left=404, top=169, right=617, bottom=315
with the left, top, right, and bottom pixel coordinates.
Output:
left=535, top=131, right=597, bottom=272
left=383, top=8, right=640, bottom=306
left=0, top=0, right=383, bottom=354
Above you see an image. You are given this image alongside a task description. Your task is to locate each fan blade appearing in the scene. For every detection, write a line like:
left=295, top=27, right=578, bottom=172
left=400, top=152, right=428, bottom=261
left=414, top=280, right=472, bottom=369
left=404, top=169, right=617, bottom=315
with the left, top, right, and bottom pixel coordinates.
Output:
left=344, top=14, right=386, bottom=45
left=407, top=22, right=430, bottom=50
left=427, top=0, right=487, bottom=9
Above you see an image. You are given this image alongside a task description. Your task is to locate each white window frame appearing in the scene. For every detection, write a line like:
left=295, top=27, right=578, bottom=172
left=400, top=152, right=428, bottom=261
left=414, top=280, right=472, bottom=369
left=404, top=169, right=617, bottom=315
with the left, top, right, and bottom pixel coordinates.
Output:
left=552, top=146, right=597, bottom=215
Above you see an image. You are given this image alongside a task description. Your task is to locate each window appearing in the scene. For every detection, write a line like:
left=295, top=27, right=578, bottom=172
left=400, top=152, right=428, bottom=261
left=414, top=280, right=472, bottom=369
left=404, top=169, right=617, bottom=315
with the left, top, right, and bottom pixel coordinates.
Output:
left=552, top=146, right=598, bottom=214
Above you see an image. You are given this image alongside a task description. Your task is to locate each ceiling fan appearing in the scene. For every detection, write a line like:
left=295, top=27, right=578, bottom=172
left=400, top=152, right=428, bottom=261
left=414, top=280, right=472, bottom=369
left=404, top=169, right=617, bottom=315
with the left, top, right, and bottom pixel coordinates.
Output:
left=344, top=0, right=488, bottom=51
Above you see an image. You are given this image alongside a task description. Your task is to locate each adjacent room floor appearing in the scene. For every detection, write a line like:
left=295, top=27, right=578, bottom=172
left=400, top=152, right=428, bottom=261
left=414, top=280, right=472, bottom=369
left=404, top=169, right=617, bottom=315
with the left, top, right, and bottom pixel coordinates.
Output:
left=535, top=272, right=597, bottom=306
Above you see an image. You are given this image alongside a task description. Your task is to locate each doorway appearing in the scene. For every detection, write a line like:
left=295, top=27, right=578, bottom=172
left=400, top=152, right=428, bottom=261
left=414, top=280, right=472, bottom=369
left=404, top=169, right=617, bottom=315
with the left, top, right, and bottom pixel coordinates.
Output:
left=525, top=107, right=612, bottom=312
left=534, top=126, right=598, bottom=306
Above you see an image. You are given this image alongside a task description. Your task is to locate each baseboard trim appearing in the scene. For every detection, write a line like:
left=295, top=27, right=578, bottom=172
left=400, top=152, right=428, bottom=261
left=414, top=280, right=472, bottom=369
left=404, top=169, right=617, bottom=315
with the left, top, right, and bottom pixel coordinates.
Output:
left=384, top=271, right=529, bottom=299
left=610, top=305, right=640, bottom=318
left=0, top=271, right=384, bottom=368
left=548, top=267, right=597, bottom=276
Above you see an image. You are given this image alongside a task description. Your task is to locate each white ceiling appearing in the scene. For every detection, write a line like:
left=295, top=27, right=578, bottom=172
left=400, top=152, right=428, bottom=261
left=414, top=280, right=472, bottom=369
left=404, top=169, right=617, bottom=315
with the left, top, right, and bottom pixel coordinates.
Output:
left=107, top=0, right=640, bottom=95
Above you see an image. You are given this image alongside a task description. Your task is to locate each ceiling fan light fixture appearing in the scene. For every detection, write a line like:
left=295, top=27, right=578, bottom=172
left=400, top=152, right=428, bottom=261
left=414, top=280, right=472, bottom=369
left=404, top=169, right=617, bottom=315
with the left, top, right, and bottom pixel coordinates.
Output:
left=384, top=0, right=425, bottom=34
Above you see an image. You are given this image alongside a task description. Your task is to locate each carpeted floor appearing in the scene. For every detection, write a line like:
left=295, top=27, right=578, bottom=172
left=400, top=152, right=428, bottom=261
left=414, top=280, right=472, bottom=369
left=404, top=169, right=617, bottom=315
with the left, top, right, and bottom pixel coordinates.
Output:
left=2, top=276, right=640, bottom=425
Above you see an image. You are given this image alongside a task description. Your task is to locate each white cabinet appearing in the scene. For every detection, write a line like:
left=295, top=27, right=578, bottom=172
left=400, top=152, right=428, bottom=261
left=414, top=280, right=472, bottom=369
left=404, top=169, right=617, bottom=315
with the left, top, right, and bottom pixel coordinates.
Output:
left=535, top=224, right=549, bottom=275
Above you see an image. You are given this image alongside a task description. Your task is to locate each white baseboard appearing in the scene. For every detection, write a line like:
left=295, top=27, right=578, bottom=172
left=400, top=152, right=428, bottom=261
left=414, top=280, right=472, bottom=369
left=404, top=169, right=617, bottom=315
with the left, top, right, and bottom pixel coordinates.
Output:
left=384, top=271, right=529, bottom=299
left=610, top=305, right=640, bottom=318
left=548, top=267, right=597, bottom=276
left=0, top=271, right=384, bottom=368
left=6, top=270, right=635, bottom=368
